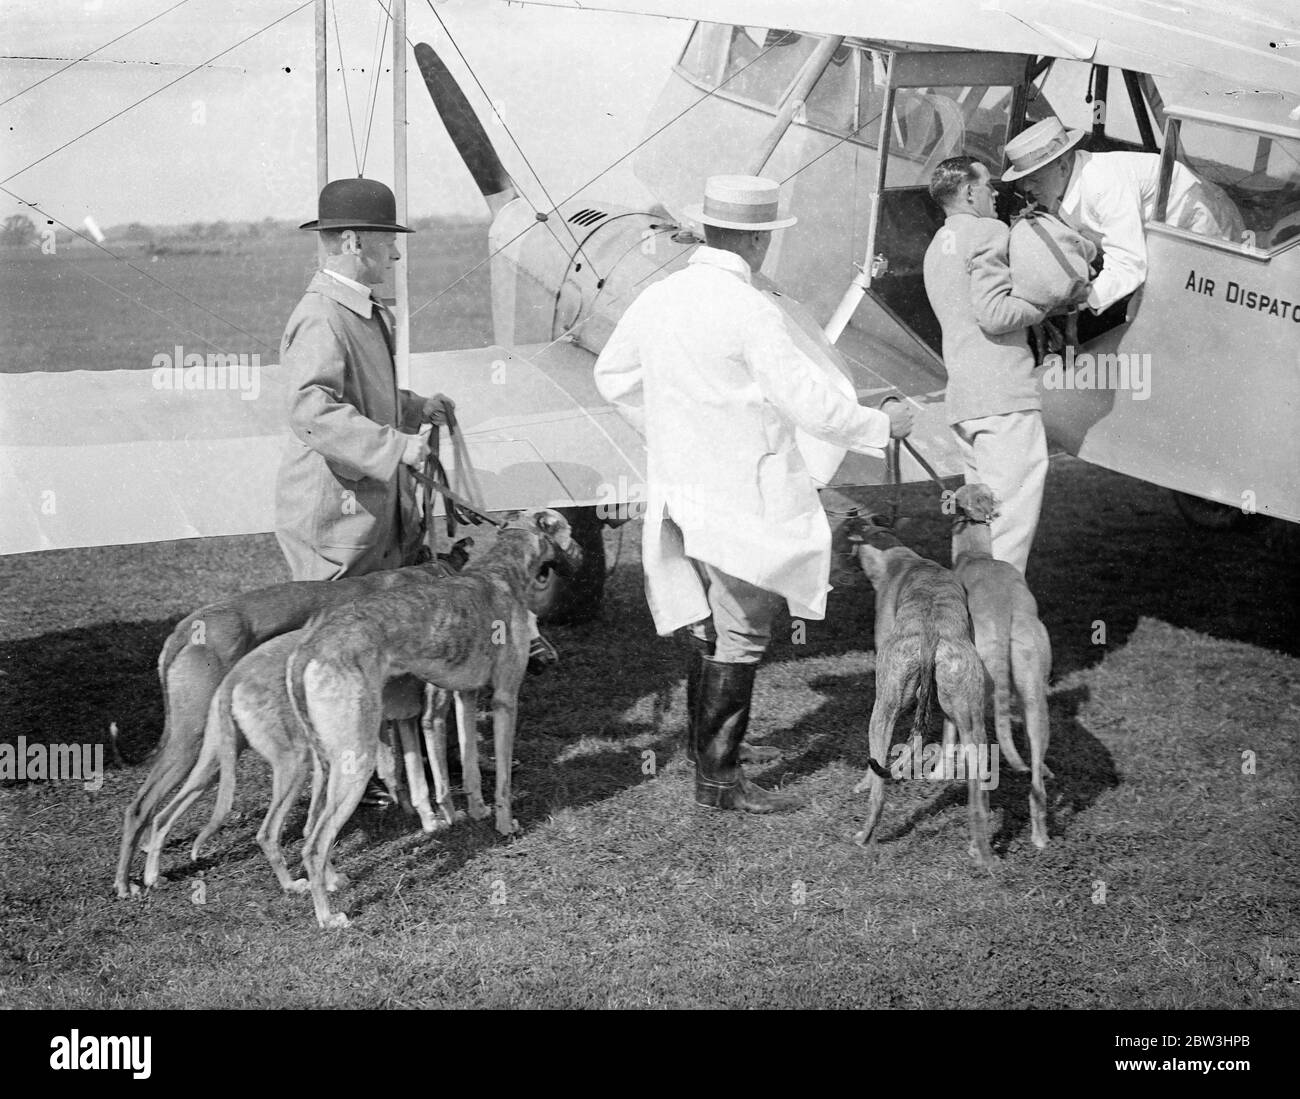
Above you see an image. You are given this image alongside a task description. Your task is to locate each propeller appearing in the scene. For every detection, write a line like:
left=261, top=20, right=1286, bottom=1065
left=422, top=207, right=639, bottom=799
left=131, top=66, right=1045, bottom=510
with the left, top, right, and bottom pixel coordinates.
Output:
left=414, top=41, right=517, bottom=213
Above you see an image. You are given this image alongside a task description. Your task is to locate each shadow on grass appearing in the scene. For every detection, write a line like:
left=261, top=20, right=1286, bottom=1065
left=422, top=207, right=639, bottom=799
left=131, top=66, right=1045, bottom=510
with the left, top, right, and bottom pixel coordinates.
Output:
left=763, top=675, right=1118, bottom=854
left=811, top=462, right=1299, bottom=683
left=0, top=618, right=174, bottom=765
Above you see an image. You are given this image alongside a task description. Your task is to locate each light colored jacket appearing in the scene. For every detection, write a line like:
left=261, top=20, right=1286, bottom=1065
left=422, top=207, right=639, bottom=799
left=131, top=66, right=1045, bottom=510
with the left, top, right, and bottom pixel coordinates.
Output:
left=1061, top=150, right=1246, bottom=312
left=274, top=271, right=426, bottom=580
left=922, top=212, right=1047, bottom=426
left=594, top=245, right=891, bottom=633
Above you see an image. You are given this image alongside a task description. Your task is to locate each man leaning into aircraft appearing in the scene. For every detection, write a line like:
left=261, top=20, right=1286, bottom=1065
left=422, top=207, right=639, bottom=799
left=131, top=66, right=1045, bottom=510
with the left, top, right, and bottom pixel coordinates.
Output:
left=923, top=155, right=1051, bottom=575
left=1002, top=116, right=1245, bottom=324
left=594, top=175, right=913, bottom=815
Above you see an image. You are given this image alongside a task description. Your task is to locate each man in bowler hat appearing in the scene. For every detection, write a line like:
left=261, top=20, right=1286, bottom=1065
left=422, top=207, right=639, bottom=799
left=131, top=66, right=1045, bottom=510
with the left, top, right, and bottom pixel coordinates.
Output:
left=275, top=177, right=453, bottom=581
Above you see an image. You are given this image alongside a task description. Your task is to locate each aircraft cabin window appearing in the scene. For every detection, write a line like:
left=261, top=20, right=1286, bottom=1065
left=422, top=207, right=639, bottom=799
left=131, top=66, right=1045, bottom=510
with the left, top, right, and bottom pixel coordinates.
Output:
left=721, top=27, right=817, bottom=108
left=678, top=22, right=728, bottom=86
left=804, top=43, right=857, bottom=135
left=1165, top=119, right=1300, bottom=252
left=857, top=52, right=886, bottom=147
left=883, top=86, right=1016, bottom=187
left=1036, top=61, right=1153, bottom=151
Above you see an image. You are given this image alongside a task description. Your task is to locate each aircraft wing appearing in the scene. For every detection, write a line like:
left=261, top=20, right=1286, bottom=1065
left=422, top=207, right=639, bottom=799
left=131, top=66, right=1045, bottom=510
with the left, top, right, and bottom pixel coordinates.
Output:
left=0, top=343, right=646, bottom=556
left=495, top=0, right=1300, bottom=94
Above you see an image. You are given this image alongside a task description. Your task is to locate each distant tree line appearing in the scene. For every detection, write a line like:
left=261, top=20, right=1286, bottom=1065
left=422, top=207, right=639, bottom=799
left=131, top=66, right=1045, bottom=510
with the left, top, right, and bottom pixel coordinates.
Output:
left=0, top=212, right=486, bottom=250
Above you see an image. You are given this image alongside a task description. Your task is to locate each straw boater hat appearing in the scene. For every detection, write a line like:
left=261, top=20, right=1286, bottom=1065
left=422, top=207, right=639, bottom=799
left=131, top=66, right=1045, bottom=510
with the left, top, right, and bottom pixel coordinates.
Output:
left=299, top=178, right=414, bottom=233
left=1000, top=117, right=1087, bottom=183
left=684, top=174, right=798, bottom=231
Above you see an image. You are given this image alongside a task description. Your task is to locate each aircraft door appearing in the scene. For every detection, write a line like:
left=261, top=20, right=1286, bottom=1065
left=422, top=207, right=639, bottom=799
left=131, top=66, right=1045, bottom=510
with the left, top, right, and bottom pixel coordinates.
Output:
left=849, top=51, right=1031, bottom=362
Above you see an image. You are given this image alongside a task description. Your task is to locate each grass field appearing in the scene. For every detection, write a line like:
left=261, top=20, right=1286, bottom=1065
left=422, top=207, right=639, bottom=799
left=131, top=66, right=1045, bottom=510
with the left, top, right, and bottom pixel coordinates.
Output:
left=1, top=232, right=1298, bottom=1009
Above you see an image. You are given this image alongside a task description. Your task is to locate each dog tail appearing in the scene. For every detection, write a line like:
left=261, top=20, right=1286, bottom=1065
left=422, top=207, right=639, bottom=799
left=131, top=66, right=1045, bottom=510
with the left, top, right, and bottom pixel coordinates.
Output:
left=148, top=619, right=192, bottom=764
left=910, top=628, right=937, bottom=746
left=192, top=679, right=238, bottom=861
left=988, top=615, right=1029, bottom=773
left=285, top=641, right=320, bottom=757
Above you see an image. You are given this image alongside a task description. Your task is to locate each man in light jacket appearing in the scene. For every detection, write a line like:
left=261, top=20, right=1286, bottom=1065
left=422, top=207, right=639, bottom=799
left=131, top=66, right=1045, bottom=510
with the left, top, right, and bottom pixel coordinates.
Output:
left=275, top=178, right=453, bottom=581
left=923, top=155, right=1053, bottom=575
left=595, top=175, right=913, bottom=814
left=1002, top=116, right=1245, bottom=315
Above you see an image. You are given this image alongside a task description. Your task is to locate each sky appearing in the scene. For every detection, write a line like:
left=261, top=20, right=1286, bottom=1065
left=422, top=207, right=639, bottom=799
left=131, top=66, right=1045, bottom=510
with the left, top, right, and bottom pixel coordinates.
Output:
left=1, top=0, right=688, bottom=230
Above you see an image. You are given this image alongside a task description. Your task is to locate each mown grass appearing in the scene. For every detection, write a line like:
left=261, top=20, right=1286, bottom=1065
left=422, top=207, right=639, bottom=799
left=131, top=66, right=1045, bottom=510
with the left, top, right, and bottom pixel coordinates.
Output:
left=0, top=223, right=493, bottom=375
left=2, top=460, right=1297, bottom=1009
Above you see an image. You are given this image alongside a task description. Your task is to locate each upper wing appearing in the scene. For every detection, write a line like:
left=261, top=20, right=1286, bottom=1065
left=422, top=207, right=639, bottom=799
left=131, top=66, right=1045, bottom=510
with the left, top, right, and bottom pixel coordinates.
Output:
left=493, top=0, right=1300, bottom=94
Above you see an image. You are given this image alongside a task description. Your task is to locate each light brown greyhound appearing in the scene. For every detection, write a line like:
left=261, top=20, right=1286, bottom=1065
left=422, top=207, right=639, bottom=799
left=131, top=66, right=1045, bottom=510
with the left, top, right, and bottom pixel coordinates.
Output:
left=141, top=629, right=485, bottom=894
left=951, top=483, right=1053, bottom=849
left=114, top=543, right=472, bottom=898
left=833, top=514, right=995, bottom=869
left=287, top=509, right=581, bottom=928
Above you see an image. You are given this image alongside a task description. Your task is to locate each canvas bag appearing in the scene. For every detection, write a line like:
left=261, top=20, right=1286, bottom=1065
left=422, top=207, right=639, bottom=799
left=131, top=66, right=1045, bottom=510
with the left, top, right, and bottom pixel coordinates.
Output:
left=1008, top=208, right=1097, bottom=312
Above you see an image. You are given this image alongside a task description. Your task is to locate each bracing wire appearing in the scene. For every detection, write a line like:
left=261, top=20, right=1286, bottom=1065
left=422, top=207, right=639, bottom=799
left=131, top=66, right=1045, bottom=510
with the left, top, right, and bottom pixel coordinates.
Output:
left=0, top=0, right=315, bottom=187
left=0, top=0, right=196, bottom=109
left=331, top=0, right=363, bottom=175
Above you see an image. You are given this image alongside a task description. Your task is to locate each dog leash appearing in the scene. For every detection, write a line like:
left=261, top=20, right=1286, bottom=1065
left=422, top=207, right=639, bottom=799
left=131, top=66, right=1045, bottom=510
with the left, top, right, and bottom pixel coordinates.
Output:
left=410, top=417, right=507, bottom=536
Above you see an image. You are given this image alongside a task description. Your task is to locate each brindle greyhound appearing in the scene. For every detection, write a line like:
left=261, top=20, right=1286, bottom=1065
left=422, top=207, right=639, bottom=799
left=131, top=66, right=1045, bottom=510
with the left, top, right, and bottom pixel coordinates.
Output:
left=833, top=513, right=995, bottom=869
left=287, top=508, right=581, bottom=929
left=114, top=542, right=471, bottom=899
left=140, top=630, right=484, bottom=895
left=951, top=483, right=1053, bottom=849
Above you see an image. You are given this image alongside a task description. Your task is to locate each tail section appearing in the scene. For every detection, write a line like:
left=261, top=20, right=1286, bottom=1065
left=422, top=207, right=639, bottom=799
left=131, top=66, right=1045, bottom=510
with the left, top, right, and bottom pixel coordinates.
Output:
left=192, top=681, right=239, bottom=861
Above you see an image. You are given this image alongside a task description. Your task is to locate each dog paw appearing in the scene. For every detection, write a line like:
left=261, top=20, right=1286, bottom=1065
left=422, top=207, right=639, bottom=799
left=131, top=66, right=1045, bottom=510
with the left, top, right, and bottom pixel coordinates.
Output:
left=467, top=799, right=491, bottom=821
left=325, top=869, right=349, bottom=893
left=319, top=912, right=350, bottom=930
left=495, top=816, right=521, bottom=837
left=851, top=829, right=871, bottom=847
left=285, top=878, right=312, bottom=894
left=453, top=809, right=467, bottom=823
left=852, top=777, right=873, bottom=795
left=422, top=817, right=451, bottom=834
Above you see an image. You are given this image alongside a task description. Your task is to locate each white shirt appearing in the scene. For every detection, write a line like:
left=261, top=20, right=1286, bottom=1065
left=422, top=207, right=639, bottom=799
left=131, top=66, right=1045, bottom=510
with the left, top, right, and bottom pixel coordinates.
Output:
left=1060, top=150, right=1245, bottom=313
left=594, top=245, right=891, bottom=631
left=320, top=266, right=372, bottom=298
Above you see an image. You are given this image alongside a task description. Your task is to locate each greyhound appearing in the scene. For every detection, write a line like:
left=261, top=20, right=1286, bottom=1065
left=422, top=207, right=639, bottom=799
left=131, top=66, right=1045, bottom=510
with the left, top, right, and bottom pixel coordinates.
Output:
left=951, top=483, right=1053, bottom=849
left=140, top=629, right=487, bottom=894
left=287, top=508, right=582, bottom=928
left=834, top=513, right=995, bottom=869
left=114, top=542, right=471, bottom=899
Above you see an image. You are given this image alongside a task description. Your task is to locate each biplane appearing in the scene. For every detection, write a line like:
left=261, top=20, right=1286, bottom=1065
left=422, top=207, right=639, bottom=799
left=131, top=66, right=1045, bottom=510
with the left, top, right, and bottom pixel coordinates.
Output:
left=2, top=0, right=1297, bottom=621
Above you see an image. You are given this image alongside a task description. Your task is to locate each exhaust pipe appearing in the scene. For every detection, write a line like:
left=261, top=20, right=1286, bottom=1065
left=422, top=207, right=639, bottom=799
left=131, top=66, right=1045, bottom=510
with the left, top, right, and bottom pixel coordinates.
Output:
left=414, top=41, right=517, bottom=215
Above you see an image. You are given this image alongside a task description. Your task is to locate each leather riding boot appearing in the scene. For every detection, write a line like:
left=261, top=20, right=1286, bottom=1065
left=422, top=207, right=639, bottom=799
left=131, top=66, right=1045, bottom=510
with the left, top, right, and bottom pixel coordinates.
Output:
left=684, top=634, right=709, bottom=764
left=684, top=635, right=781, bottom=766
left=694, top=660, right=802, bottom=814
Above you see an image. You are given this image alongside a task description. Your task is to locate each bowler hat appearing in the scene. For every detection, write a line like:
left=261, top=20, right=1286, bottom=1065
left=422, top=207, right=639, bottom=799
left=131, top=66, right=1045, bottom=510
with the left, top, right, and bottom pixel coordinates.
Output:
left=1000, top=117, right=1086, bottom=182
left=683, top=175, right=797, bottom=231
left=299, top=177, right=414, bottom=233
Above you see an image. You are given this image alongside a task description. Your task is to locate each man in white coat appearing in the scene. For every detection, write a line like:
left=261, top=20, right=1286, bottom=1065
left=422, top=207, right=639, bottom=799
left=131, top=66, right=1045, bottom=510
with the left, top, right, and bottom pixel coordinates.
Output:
left=1002, top=117, right=1245, bottom=314
left=594, top=175, right=913, bottom=814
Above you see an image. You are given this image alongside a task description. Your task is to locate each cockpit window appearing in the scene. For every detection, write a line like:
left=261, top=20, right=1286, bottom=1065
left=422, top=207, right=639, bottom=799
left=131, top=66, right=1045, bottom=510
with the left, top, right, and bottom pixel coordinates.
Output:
left=1163, top=118, right=1300, bottom=252
left=882, top=85, right=1016, bottom=186
left=678, top=22, right=727, bottom=85
left=720, top=27, right=817, bottom=107
left=804, top=43, right=857, bottom=134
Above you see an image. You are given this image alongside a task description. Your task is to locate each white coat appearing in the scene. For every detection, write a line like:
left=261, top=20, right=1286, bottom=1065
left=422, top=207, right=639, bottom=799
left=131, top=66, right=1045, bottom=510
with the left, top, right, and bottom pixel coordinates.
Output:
left=1060, top=150, right=1245, bottom=312
left=593, top=246, right=892, bottom=634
